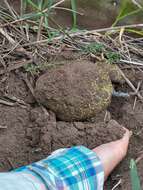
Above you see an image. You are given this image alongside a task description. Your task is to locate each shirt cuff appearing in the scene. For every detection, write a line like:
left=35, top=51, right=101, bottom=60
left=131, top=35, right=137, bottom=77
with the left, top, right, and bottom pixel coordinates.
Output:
left=27, top=146, right=104, bottom=190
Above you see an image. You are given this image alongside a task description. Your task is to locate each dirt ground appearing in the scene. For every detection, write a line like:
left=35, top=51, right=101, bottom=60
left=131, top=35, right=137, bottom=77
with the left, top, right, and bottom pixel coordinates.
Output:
left=0, top=71, right=124, bottom=170
left=0, top=2, right=143, bottom=187
left=0, top=57, right=143, bottom=189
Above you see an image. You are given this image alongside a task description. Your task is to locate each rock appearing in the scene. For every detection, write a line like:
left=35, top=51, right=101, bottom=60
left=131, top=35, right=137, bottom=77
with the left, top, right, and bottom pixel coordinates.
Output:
left=35, top=60, right=113, bottom=121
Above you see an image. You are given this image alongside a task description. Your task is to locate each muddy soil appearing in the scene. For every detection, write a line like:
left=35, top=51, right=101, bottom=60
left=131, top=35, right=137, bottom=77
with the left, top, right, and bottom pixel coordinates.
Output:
left=0, top=62, right=143, bottom=190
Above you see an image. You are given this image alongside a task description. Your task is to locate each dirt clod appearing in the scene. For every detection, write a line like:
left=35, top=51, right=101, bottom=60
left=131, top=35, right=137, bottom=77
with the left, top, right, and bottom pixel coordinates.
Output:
left=35, top=60, right=113, bottom=121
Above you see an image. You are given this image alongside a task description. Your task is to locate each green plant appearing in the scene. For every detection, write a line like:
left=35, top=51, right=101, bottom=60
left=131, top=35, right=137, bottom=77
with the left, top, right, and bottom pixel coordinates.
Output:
left=0, top=0, right=78, bottom=39
left=112, top=0, right=143, bottom=26
left=20, top=0, right=77, bottom=36
left=24, top=64, right=40, bottom=75
left=83, top=42, right=105, bottom=54
left=105, top=51, right=121, bottom=63
left=71, top=0, right=77, bottom=29
left=82, top=42, right=120, bottom=63
left=24, top=61, right=66, bottom=75
left=20, top=0, right=55, bottom=37
left=24, top=63, right=47, bottom=75
left=130, top=159, right=141, bottom=190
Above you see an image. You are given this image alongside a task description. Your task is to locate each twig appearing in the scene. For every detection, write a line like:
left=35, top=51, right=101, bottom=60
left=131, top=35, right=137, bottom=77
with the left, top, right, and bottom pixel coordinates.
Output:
left=111, top=179, right=122, bottom=190
left=51, top=0, right=66, bottom=9
left=132, top=0, right=142, bottom=8
left=37, top=16, right=44, bottom=42
left=103, top=111, right=111, bottom=123
left=4, top=94, right=28, bottom=106
left=136, top=128, right=143, bottom=136
left=0, top=125, right=7, bottom=129
left=133, top=82, right=141, bottom=110
left=0, top=27, right=32, bottom=59
left=0, top=99, right=15, bottom=106
left=133, top=96, right=137, bottom=110
left=0, top=27, right=15, bottom=44
left=136, top=154, right=143, bottom=164
left=0, top=59, right=32, bottom=75
left=22, top=75, right=38, bottom=103
left=21, top=23, right=143, bottom=46
left=7, top=157, right=15, bottom=169
left=120, top=59, right=143, bottom=66
left=4, top=0, right=17, bottom=19
left=2, top=40, right=23, bottom=58
left=53, top=6, right=83, bottom=15
left=57, top=23, right=143, bottom=34
left=30, top=0, right=66, bottom=17
left=118, top=68, right=143, bottom=102
left=0, top=55, right=6, bottom=68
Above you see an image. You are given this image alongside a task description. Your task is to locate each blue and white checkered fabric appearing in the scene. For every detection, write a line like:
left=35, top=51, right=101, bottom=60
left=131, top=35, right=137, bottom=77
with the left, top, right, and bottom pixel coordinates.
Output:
left=0, top=146, right=104, bottom=190
left=26, top=146, right=104, bottom=190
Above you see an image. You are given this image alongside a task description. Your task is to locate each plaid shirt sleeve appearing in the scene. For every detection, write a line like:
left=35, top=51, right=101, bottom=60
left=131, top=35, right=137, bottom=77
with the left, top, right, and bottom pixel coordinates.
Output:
left=26, top=146, right=104, bottom=190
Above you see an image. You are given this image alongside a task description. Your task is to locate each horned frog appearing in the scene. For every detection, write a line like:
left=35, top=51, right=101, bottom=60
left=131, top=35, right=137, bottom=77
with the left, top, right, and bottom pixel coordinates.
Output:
left=35, top=59, right=124, bottom=121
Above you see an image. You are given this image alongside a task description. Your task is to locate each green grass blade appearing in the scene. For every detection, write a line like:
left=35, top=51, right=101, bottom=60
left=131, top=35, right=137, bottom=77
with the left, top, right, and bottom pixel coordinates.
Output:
left=47, top=0, right=54, bottom=9
left=20, top=0, right=27, bottom=15
left=20, top=12, right=43, bottom=20
left=43, top=0, right=54, bottom=27
left=117, top=8, right=142, bottom=22
left=38, top=0, right=44, bottom=10
left=112, top=0, right=142, bottom=26
left=71, top=0, right=77, bottom=29
left=44, top=16, right=52, bottom=38
left=0, top=9, right=15, bottom=20
left=26, top=0, right=39, bottom=10
left=126, top=29, right=143, bottom=36
left=130, top=159, right=141, bottom=190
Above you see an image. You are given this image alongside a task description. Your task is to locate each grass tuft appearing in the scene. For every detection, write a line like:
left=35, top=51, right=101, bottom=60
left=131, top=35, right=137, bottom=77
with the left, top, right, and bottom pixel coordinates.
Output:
left=112, top=0, right=143, bottom=27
